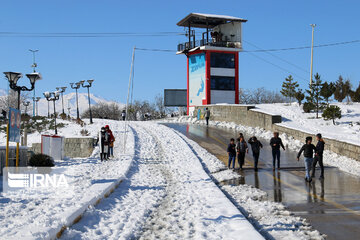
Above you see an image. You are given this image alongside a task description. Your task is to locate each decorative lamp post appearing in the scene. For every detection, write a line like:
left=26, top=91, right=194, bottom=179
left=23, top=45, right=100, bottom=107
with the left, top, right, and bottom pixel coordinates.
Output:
left=29, top=49, right=39, bottom=117
left=70, top=82, right=81, bottom=119
left=81, top=79, right=94, bottom=124
left=4, top=72, right=41, bottom=109
left=23, top=101, right=30, bottom=115
left=56, top=86, right=67, bottom=115
left=43, top=91, right=60, bottom=134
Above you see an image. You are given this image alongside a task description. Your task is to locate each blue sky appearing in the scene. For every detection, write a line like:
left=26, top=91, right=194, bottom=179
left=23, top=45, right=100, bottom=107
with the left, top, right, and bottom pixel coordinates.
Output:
left=0, top=0, right=359, bottom=103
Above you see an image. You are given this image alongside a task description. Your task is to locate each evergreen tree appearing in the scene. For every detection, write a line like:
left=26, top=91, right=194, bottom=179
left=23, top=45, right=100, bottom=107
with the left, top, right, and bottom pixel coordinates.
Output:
left=350, top=82, right=360, bottom=102
left=280, top=75, right=299, bottom=104
left=305, top=73, right=324, bottom=118
left=320, top=81, right=336, bottom=105
left=334, top=75, right=346, bottom=102
left=294, top=89, right=305, bottom=106
left=343, top=79, right=352, bottom=104
left=322, top=105, right=342, bottom=125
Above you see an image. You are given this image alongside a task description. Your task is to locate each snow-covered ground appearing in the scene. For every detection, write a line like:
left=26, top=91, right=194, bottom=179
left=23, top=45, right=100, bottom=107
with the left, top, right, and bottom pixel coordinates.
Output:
left=253, top=102, right=360, bottom=146
left=0, top=120, right=134, bottom=239
left=1, top=120, right=269, bottom=239
left=165, top=115, right=360, bottom=178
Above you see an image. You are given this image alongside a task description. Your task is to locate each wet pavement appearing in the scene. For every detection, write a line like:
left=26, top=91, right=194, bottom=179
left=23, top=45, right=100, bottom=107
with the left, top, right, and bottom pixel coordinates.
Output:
left=164, top=123, right=360, bottom=240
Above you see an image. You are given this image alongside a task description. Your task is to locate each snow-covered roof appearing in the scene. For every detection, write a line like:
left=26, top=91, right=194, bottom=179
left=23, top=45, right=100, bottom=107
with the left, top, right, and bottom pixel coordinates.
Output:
left=177, top=13, right=247, bottom=28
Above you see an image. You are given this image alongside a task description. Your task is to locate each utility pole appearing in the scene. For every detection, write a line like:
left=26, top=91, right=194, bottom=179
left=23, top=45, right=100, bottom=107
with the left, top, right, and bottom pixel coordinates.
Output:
left=309, top=24, right=316, bottom=86
left=29, top=49, right=39, bottom=117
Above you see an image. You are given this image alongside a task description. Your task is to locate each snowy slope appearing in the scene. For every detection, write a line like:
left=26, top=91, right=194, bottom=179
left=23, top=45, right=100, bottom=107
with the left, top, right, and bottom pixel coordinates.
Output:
left=253, top=102, right=360, bottom=146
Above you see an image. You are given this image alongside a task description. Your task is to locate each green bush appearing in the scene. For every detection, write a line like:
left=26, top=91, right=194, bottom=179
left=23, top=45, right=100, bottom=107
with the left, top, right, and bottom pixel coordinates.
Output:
left=322, top=105, right=342, bottom=125
left=29, top=154, right=55, bottom=167
left=303, top=102, right=315, bottom=113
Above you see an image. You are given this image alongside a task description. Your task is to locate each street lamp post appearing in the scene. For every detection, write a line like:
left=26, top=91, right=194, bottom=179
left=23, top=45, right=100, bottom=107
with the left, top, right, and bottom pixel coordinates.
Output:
left=70, top=82, right=81, bottom=119
left=23, top=101, right=30, bottom=115
left=56, top=87, right=67, bottom=115
left=33, top=97, right=41, bottom=116
left=4, top=71, right=41, bottom=167
left=29, top=49, right=39, bottom=117
left=309, top=24, right=316, bottom=86
left=43, top=91, right=60, bottom=134
left=81, top=79, right=94, bottom=124
left=4, top=72, right=42, bottom=110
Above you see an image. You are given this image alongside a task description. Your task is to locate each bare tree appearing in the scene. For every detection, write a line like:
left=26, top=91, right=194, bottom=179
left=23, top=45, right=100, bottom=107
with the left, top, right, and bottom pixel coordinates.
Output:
left=82, top=102, right=123, bottom=120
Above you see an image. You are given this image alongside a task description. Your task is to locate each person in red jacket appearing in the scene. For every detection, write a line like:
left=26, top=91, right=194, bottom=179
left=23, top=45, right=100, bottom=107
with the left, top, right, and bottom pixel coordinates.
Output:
left=105, top=125, right=115, bottom=158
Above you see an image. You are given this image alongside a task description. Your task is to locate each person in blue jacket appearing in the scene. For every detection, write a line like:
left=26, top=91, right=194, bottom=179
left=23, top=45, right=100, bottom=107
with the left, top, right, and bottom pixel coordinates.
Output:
left=297, top=136, right=317, bottom=182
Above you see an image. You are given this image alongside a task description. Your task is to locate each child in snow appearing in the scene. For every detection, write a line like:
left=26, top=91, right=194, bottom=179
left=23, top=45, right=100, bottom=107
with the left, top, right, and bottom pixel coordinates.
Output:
left=312, top=133, right=325, bottom=179
left=99, top=127, right=109, bottom=161
left=227, top=138, right=236, bottom=169
left=105, top=125, right=115, bottom=158
left=236, top=136, right=248, bottom=170
left=248, top=136, right=263, bottom=171
left=270, top=132, right=286, bottom=170
left=297, top=136, right=317, bottom=182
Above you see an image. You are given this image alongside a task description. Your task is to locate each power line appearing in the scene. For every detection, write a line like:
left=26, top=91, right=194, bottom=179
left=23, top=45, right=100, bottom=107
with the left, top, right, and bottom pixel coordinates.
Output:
left=135, top=48, right=174, bottom=52
left=244, top=51, right=309, bottom=84
left=243, top=39, right=360, bottom=52
left=134, top=38, right=360, bottom=53
left=243, top=40, right=309, bottom=73
left=0, top=31, right=185, bottom=38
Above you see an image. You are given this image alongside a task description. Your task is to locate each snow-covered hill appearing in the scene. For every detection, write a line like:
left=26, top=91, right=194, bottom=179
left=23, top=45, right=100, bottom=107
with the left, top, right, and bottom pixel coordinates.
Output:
left=37, top=92, right=124, bottom=117
left=0, top=88, right=124, bottom=117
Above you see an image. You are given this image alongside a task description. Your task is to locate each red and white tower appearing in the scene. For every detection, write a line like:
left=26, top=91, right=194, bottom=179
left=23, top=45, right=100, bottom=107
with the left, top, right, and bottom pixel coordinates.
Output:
left=176, top=13, right=247, bottom=114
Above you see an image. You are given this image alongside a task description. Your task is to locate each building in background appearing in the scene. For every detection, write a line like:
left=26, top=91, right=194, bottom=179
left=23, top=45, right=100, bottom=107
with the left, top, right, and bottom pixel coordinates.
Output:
left=176, top=13, right=247, bottom=114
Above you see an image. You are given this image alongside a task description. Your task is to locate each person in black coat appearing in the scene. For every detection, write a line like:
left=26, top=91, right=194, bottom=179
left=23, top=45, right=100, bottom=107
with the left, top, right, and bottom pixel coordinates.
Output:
left=248, top=136, right=263, bottom=171
left=270, top=132, right=286, bottom=170
left=297, top=136, right=317, bottom=182
left=312, top=133, right=325, bottom=179
left=227, top=138, right=236, bottom=169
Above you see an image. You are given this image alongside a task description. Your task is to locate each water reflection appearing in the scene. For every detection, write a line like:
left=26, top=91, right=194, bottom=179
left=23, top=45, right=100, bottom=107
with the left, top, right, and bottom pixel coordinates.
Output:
left=254, top=171, right=260, bottom=189
left=307, top=179, right=325, bottom=203
left=273, top=171, right=282, bottom=202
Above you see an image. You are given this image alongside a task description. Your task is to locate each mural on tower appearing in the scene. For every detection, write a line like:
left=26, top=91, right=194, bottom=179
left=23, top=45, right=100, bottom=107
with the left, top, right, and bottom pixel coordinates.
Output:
left=189, top=53, right=206, bottom=106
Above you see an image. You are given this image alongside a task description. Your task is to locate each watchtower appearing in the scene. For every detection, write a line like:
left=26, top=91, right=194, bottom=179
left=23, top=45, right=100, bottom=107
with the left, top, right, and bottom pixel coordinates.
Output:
left=177, top=13, right=247, bottom=114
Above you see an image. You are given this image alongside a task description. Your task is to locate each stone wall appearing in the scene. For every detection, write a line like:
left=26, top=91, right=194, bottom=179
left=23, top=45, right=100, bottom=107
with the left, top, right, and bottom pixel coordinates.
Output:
left=274, top=125, right=360, bottom=160
left=64, top=138, right=95, bottom=158
left=193, top=105, right=360, bottom=161
left=30, top=137, right=95, bottom=159
left=0, top=146, right=28, bottom=173
left=194, top=105, right=281, bottom=130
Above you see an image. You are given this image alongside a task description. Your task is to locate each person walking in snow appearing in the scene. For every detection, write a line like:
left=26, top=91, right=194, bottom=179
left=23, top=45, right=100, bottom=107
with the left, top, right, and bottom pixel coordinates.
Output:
left=297, top=136, right=317, bottom=182
left=248, top=136, right=263, bottom=171
left=270, top=132, right=286, bottom=170
left=227, top=138, right=236, bottom=169
left=99, top=127, right=109, bottom=161
left=121, top=110, right=126, bottom=121
left=105, top=125, right=115, bottom=158
left=205, top=107, right=210, bottom=126
left=236, top=136, right=248, bottom=170
left=312, top=133, right=325, bottom=179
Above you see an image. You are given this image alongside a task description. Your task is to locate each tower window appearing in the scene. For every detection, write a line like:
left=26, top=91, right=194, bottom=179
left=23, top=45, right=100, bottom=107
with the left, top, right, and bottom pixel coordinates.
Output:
left=210, top=53, right=235, bottom=68
left=211, top=76, right=235, bottom=90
